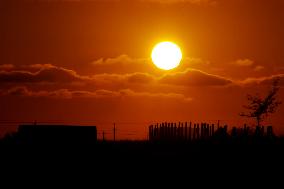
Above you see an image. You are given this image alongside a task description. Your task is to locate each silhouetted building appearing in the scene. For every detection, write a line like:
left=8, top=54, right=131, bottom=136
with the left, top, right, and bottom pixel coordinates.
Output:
left=17, top=125, right=97, bottom=144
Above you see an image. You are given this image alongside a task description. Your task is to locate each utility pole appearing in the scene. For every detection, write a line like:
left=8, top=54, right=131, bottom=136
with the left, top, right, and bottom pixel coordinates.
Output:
left=113, top=123, right=116, bottom=142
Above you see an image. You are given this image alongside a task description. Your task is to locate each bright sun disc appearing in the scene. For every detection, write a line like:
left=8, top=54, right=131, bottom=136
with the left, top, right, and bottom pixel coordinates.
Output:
left=151, top=41, right=182, bottom=70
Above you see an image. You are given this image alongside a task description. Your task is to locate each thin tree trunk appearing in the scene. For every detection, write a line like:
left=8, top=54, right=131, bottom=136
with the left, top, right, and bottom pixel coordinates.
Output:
left=257, top=117, right=260, bottom=127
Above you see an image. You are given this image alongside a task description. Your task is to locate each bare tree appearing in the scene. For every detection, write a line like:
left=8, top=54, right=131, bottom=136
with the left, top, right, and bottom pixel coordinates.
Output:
left=240, top=78, right=282, bottom=127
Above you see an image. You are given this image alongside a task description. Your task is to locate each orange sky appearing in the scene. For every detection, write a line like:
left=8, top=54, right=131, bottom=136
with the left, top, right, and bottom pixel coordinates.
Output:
left=0, top=0, right=284, bottom=139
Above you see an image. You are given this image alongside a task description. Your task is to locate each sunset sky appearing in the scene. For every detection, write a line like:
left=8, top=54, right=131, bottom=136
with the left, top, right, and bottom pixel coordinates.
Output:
left=1, top=0, right=284, bottom=139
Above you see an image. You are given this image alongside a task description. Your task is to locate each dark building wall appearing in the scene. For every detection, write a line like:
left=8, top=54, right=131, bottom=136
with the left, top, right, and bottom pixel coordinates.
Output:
left=17, top=125, right=97, bottom=144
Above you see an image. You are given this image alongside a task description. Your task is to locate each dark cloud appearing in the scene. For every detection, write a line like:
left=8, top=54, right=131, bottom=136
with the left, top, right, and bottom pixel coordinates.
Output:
left=0, top=64, right=15, bottom=71
left=1, top=86, right=192, bottom=102
left=159, top=69, right=232, bottom=86
left=240, top=74, right=284, bottom=86
left=3, top=86, right=31, bottom=96
left=89, top=73, right=156, bottom=90
left=0, top=71, right=34, bottom=83
left=126, top=73, right=155, bottom=84
left=4, top=63, right=283, bottom=90
left=0, top=65, right=87, bottom=83
left=0, top=64, right=55, bottom=72
left=0, top=64, right=156, bottom=90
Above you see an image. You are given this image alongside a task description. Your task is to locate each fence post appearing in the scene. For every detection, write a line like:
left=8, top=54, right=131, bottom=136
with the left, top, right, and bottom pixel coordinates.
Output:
left=164, top=122, right=168, bottom=140
left=182, top=122, right=185, bottom=140
left=211, top=124, right=215, bottom=137
left=178, top=122, right=181, bottom=140
left=224, top=125, right=228, bottom=133
left=203, top=123, right=205, bottom=139
left=189, top=122, right=192, bottom=141
left=205, top=123, right=208, bottom=139
left=243, top=124, right=247, bottom=137
left=174, top=123, right=177, bottom=140
left=231, top=127, right=237, bottom=138
left=261, top=126, right=265, bottom=137
left=196, top=123, right=200, bottom=139
left=255, top=126, right=261, bottom=137
left=167, top=122, right=169, bottom=140
left=160, top=123, right=163, bottom=140
left=149, top=125, right=153, bottom=141
left=171, top=123, right=173, bottom=140
left=224, top=125, right=228, bottom=139
left=206, top=124, right=210, bottom=139
left=193, top=123, right=196, bottom=140
left=158, top=123, right=160, bottom=140
left=246, top=126, right=250, bottom=138
left=113, top=123, right=116, bottom=142
left=156, top=123, right=159, bottom=140
left=184, top=122, right=187, bottom=141
left=201, top=123, right=204, bottom=139
left=267, top=126, right=274, bottom=138
left=153, top=124, right=156, bottom=140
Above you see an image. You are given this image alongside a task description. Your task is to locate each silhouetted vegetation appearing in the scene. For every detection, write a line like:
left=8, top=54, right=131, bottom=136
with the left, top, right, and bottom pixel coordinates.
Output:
left=240, top=78, right=281, bottom=127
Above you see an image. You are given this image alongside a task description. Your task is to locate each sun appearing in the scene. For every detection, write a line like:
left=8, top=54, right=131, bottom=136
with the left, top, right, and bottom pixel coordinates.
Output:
left=151, top=41, right=182, bottom=70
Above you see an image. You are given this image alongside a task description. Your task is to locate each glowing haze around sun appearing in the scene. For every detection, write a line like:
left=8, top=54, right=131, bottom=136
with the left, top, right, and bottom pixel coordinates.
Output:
left=151, top=42, right=182, bottom=70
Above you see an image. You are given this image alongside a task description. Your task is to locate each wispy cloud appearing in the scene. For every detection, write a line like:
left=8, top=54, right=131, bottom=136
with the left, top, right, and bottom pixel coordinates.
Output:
left=139, top=0, right=216, bottom=5
left=37, top=0, right=216, bottom=4
left=1, top=86, right=192, bottom=102
left=231, top=59, right=254, bottom=67
left=254, top=65, right=265, bottom=71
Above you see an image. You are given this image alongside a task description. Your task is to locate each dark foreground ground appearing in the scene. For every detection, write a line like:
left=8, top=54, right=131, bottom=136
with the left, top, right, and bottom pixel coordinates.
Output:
left=1, top=139, right=284, bottom=165
left=1, top=139, right=284, bottom=186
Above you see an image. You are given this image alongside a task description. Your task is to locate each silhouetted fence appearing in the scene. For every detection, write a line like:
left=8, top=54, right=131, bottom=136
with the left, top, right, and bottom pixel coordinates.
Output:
left=149, top=122, right=274, bottom=141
